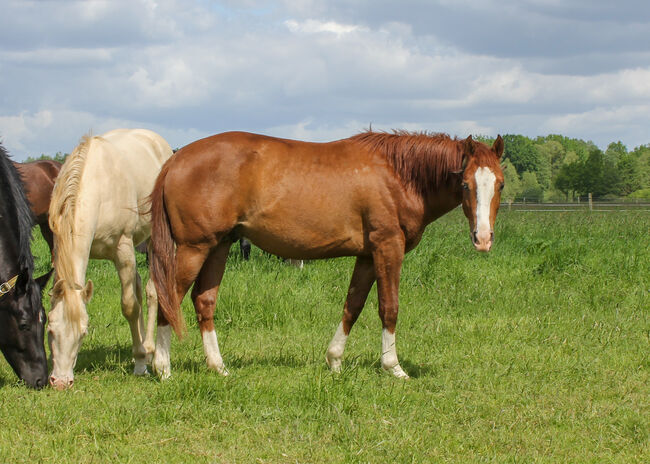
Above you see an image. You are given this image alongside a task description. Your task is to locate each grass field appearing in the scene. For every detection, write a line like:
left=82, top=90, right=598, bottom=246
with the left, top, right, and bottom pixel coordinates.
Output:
left=0, top=208, right=648, bottom=463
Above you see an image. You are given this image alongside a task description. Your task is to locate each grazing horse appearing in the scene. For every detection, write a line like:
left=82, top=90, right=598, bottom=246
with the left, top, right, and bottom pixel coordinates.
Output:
left=149, top=130, right=504, bottom=379
left=47, top=129, right=173, bottom=389
left=0, top=143, right=52, bottom=388
left=14, top=159, right=62, bottom=258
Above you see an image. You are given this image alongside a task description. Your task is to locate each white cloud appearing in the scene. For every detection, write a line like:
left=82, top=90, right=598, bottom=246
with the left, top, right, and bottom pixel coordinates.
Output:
left=285, top=19, right=363, bottom=36
left=1, top=0, right=650, bottom=159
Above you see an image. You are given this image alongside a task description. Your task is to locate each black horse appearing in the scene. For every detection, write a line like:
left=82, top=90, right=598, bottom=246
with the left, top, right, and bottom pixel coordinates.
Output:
left=0, top=143, right=51, bottom=388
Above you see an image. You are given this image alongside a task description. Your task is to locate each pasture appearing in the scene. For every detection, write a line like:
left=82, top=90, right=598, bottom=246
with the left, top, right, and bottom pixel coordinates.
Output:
left=0, top=208, right=647, bottom=463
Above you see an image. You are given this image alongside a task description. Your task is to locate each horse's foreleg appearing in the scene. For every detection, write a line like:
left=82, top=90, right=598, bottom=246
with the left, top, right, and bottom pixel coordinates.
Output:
left=143, top=277, right=158, bottom=363
left=114, top=236, right=148, bottom=376
left=372, top=235, right=409, bottom=379
left=326, top=256, right=375, bottom=373
left=39, top=223, right=55, bottom=262
left=191, top=241, right=232, bottom=376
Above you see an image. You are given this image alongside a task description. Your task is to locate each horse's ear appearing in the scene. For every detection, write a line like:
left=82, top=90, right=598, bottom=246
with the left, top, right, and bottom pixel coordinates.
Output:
left=492, top=135, right=504, bottom=158
left=464, top=135, right=475, bottom=156
left=15, top=271, right=29, bottom=293
left=35, top=269, right=54, bottom=293
left=51, top=279, right=65, bottom=300
left=82, top=280, right=94, bottom=303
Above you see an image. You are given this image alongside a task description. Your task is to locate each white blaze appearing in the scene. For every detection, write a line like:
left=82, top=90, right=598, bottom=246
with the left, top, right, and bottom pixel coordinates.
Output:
left=474, top=167, right=496, bottom=235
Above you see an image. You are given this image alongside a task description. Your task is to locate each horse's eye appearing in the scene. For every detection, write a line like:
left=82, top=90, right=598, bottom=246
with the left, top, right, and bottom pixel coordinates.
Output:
left=499, top=182, right=505, bottom=191
left=462, top=182, right=469, bottom=191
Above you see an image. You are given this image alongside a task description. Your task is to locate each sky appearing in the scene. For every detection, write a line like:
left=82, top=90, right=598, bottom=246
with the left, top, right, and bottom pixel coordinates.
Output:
left=1, top=0, right=650, bottom=160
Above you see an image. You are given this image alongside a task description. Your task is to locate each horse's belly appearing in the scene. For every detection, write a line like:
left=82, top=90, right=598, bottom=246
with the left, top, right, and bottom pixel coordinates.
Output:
left=242, top=224, right=364, bottom=259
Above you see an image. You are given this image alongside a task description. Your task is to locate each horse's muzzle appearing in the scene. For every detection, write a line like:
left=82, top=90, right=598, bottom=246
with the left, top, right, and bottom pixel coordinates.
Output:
left=49, top=375, right=74, bottom=390
left=472, top=230, right=493, bottom=252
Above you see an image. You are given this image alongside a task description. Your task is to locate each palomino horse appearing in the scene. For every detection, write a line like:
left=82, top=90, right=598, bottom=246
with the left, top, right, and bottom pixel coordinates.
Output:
left=0, top=143, right=52, bottom=388
left=14, top=159, right=62, bottom=258
left=149, top=130, right=504, bottom=379
left=47, top=129, right=172, bottom=389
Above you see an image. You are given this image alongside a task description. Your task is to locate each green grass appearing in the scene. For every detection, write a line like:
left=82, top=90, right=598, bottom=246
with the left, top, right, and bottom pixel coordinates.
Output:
left=1, top=209, right=648, bottom=463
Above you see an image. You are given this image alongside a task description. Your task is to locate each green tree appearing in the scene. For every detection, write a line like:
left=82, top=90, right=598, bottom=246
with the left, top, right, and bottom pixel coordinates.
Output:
left=521, top=171, right=543, bottom=201
left=534, top=144, right=552, bottom=190
left=500, top=159, right=521, bottom=202
left=537, top=140, right=565, bottom=177
left=502, top=134, right=539, bottom=175
left=616, top=154, right=642, bottom=195
left=26, top=151, right=68, bottom=163
left=554, top=161, right=580, bottom=200
left=605, top=141, right=627, bottom=165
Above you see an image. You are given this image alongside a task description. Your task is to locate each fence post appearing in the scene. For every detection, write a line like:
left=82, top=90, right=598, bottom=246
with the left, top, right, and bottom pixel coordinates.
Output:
left=588, top=193, right=593, bottom=211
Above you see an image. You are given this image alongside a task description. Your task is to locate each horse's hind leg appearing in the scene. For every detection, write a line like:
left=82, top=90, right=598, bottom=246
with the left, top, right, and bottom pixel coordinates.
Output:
left=326, top=256, right=375, bottom=372
left=191, top=240, right=232, bottom=376
left=114, top=235, right=148, bottom=376
left=153, top=243, right=211, bottom=379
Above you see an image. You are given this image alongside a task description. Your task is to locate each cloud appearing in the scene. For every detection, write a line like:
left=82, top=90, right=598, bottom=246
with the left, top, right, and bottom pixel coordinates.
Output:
left=1, top=0, right=650, bottom=159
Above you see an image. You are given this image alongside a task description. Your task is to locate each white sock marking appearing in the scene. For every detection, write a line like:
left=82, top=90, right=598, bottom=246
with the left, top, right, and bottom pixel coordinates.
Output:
left=326, top=322, right=348, bottom=372
left=381, top=328, right=409, bottom=379
left=153, top=325, right=172, bottom=380
left=202, top=329, right=228, bottom=376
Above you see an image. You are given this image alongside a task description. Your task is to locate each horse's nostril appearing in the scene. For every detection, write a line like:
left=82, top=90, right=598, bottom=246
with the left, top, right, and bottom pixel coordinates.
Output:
left=490, top=231, right=494, bottom=242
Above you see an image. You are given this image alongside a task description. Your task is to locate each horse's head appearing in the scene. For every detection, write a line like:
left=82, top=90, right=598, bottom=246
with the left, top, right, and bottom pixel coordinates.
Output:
left=0, top=270, right=52, bottom=389
left=47, top=278, right=93, bottom=390
left=457, top=135, right=505, bottom=252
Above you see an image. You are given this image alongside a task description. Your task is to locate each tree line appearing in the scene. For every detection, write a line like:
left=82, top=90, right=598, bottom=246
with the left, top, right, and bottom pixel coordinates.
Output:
left=476, top=134, right=650, bottom=202
left=26, top=134, right=650, bottom=202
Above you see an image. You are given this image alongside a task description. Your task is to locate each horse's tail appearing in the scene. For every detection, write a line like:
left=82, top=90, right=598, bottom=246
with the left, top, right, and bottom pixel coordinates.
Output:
left=149, top=161, right=185, bottom=337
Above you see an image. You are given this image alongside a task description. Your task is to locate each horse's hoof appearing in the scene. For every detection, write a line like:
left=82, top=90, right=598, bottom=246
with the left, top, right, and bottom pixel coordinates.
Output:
left=153, top=359, right=171, bottom=380
left=383, top=364, right=410, bottom=379
left=133, top=358, right=149, bottom=376
left=207, top=361, right=229, bottom=376
left=325, top=353, right=342, bottom=373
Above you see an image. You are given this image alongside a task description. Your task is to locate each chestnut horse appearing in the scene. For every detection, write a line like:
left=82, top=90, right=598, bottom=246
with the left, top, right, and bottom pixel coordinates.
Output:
left=14, top=160, right=62, bottom=257
left=149, top=130, right=504, bottom=379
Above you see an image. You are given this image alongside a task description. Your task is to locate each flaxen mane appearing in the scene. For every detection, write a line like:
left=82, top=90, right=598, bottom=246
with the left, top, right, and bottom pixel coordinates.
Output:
left=49, top=134, right=94, bottom=329
left=350, top=130, right=464, bottom=194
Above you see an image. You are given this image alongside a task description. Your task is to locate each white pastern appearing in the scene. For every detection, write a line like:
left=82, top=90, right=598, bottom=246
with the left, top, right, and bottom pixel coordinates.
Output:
left=474, top=167, right=496, bottom=235
left=153, top=325, right=172, bottom=380
left=202, top=330, right=229, bottom=376
left=381, top=328, right=409, bottom=379
left=326, top=322, right=348, bottom=373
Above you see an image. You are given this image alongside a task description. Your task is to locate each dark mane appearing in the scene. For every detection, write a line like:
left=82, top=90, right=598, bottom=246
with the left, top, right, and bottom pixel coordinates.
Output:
left=350, top=130, right=463, bottom=194
left=0, top=143, right=38, bottom=309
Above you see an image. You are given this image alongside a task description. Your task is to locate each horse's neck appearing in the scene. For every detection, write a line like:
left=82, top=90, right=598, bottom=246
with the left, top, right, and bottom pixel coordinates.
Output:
left=423, top=184, right=462, bottom=224
left=0, top=229, right=20, bottom=277
left=54, top=186, right=99, bottom=286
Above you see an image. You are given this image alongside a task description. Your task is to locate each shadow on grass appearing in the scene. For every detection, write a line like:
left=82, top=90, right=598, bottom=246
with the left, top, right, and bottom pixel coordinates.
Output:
left=74, top=343, right=136, bottom=373
left=71, top=342, right=434, bottom=381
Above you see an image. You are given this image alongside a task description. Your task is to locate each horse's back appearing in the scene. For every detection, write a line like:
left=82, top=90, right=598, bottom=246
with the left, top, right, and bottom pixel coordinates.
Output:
left=77, top=129, right=172, bottom=247
left=162, top=131, right=391, bottom=257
